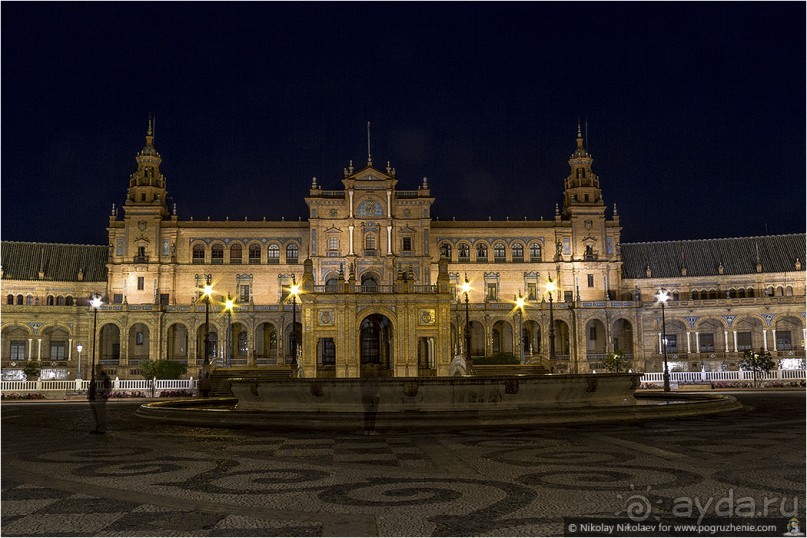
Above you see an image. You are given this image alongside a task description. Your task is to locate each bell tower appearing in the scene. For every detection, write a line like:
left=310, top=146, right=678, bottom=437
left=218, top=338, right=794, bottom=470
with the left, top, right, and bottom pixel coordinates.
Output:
left=124, top=116, right=169, bottom=217
left=563, top=122, right=603, bottom=216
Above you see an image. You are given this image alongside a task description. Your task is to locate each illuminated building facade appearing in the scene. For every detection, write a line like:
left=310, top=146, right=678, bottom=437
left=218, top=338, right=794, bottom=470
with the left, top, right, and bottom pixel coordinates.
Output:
left=2, top=122, right=804, bottom=380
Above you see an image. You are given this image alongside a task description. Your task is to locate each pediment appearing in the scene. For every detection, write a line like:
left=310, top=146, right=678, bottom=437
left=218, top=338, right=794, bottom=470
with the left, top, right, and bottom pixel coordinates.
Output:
left=325, top=226, right=342, bottom=234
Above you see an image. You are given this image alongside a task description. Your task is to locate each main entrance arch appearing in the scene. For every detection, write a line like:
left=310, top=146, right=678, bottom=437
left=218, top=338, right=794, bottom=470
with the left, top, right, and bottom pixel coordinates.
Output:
left=359, top=314, right=393, bottom=376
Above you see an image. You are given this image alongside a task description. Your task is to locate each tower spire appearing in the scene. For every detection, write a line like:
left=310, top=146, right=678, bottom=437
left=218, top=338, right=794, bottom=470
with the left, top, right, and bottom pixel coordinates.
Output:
left=367, top=121, right=372, bottom=166
left=576, top=119, right=584, bottom=148
left=146, top=115, right=155, bottom=146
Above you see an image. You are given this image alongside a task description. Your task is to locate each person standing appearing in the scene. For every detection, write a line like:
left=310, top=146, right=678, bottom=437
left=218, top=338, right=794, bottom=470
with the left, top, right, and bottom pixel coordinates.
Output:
left=89, top=364, right=111, bottom=434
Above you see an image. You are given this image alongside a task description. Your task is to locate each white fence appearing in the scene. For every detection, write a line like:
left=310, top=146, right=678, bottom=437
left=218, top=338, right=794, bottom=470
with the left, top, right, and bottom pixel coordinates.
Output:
left=1, top=377, right=197, bottom=394
left=640, top=369, right=806, bottom=383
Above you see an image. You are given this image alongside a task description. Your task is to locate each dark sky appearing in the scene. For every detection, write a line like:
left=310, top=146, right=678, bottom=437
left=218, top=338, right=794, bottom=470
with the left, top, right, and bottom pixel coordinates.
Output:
left=2, top=3, right=804, bottom=246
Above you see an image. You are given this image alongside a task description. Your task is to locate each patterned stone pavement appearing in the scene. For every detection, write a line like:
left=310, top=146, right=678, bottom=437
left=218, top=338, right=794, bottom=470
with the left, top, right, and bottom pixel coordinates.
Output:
left=1, top=391, right=804, bottom=536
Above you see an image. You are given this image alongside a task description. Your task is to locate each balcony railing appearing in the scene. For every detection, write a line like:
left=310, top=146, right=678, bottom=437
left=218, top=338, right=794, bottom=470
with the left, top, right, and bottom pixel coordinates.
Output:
left=133, top=255, right=149, bottom=263
left=267, top=257, right=280, bottom=264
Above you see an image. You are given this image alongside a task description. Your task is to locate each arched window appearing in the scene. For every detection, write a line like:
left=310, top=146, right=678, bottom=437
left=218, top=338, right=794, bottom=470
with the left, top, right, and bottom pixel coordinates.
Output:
left=493, top=243, right=506, bottom=260
left=56, top=296, right=65, bottom=306
left=328, top=237, right=339, bottom=254
left=476, top=243, right=488, bottom=261
left=365, top=234, right=376, bottom=251
left=458, top=243, right=470, bottom=261
left=211, top=244, right=224, bottom=264
left=238, top=332, right=248, bottom=354
left=267, top=244, right=280, bottom=264
left=192, top=244, right=205, bottom=264
left=737, top=288, right=746, bottom=298
left=25, top=295, right=33, bottom=305
left=249, top=244, right=261, bottom=264
left=775, top=286, right=784, bottom=297
left=325, top=278, right=339, bottom=292
left=765, top=286, right=774, bottom=297
left=6, top=294, right=13, bottom=305
left=440, top=243, right=452, bottom=260
left=16, top=294, right=23, bottom=305
left=286, top=243, right=299, bottom=262
left=66, top=296, right=74, bottom=306
left=529, top=243, right=542, bottom=261
left=512, top=243, right=524, bottom=261
left=747, top=287, right=755, bottom=298
left=230, top=244, right=242, bottom=264
left=47, top=295, right=55, bottom=305
left=785, top=286, right=793, bottom=296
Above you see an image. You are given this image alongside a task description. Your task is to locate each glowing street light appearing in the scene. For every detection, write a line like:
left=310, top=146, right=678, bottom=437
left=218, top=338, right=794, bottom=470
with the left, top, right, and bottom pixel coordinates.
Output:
left=289, top=277, right=300, bottom=366
left=89, top=294, right=103, bottom=398
left=514, top=291, right=525, bottom=363
left=545, top=276, right=557, bottom=363
left=224, top=294, right=234, bottom=367
left=202, top=275, right=212, bottom=365
left=76, top=343, right=83, bottom=379
left=461, top=274, right=471, bottom=366
left=655, top=288, right=671, bottom=392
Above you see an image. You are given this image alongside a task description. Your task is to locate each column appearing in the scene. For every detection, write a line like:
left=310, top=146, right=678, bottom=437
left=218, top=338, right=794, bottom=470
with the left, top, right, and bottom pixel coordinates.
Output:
left=348, top=190, right=354, bottom=218
left=763, top=329, right=768, bottom=351
left=686, top=332, right=691, bottom=353
left=695, top=332, right=700, bottom=353
left=349, top=225, right=355, bottom=256
left=733, top=330, right=738, bottom=352
left=771, top=329, right=777, bottom=351
left=68, top=338, right=73, bottom=361
left=724, top=331, right=729, bottom=352
left=658, top=332, right=662, bottom=353
left=27, top=338, right=33, bottom=361
left=386, top=226, right=392, bottom=255
left=386, top=191, right=392, bottom=218
left=37, top=338, right=42, bottom=361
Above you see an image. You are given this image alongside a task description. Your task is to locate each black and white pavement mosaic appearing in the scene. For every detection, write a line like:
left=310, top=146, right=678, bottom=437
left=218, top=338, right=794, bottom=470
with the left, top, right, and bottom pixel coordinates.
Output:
left=1, top=391, right=804, bottom=536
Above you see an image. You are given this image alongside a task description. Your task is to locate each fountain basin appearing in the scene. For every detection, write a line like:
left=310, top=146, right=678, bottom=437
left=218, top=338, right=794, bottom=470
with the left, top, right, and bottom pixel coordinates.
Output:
left=136, top=373, right=743, bottom=430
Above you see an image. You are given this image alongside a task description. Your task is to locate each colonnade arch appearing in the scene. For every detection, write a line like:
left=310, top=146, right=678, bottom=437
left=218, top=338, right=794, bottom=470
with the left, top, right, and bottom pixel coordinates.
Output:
left=359, top=313, right=393, bottom=375
left=166, top=323, right=189, bottom=361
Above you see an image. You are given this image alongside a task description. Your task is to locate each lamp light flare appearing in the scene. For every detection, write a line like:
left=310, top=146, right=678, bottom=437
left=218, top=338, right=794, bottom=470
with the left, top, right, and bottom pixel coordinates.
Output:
left=225, top=297, right=234, bottom=310
left=655, top=289, right=670, bottom=304
left=89, top=295, right=103, bottom=309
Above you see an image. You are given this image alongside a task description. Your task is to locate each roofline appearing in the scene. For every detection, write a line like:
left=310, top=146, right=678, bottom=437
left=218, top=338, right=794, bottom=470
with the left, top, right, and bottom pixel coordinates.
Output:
left=1, top=240, right=108, bottom=248
left=621, top=233, right=805, bottom=246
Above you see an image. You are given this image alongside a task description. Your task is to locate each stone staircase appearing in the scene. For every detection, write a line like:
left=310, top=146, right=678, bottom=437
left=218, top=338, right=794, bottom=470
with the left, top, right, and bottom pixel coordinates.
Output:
left=208, top=366, right=293, bottom=396
left=470, top=364, right=549, bottom=376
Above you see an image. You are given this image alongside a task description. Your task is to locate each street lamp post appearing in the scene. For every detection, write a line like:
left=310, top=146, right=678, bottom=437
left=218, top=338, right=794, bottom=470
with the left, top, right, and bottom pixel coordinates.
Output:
left=461, top=273, right=471, bottom=366
left=202, top=275, right=212, bottom=366
left=289, top=277, right=300, bottom=366
left=76, top=344, right=83, bottom=379
left=546, top=276, right=557, bottom=363
left=224, top=294, right=234, bottom=368
left=656, top=288, right=671, bottom=391
left=89, top=295, right=103, bottom=396
left=515, top=291, right=525, bottom=363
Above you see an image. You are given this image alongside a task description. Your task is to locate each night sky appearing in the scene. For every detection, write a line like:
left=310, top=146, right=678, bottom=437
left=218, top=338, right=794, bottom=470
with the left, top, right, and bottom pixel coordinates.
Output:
left=2, top=3, right=804, bottom=246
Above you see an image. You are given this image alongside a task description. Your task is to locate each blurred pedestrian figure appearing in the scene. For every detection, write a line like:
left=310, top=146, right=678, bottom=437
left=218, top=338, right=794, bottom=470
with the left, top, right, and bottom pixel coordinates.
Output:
left=89, top=364, right=111, bottom=433
left=361, top=376, right=380, bottom=435
left=199, top=367, right=212, bottom=398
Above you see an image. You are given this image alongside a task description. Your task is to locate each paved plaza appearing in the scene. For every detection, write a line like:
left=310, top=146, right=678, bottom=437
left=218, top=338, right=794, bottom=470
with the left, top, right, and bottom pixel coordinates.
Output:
left=2, top=391, right=804, bottom=536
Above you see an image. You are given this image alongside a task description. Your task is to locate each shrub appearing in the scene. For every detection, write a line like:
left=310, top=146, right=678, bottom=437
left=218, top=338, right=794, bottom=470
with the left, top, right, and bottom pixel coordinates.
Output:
left=1, top=392, right=46, bottom=400
left=140, top=359, right=188, bottom=380
left=23, top=361, right=41, bottom=380
left=158, top=389, right=195, bottom=398
left=109, top=391, right=147, bottom=398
